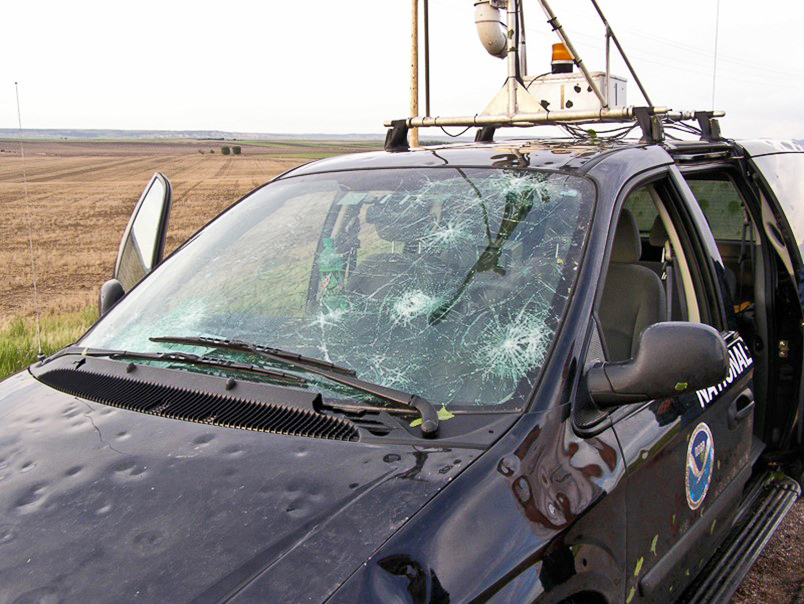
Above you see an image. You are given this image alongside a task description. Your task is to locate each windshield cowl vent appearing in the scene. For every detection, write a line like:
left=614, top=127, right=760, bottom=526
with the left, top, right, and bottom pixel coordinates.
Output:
left=36, top=367, right=359, bottom=442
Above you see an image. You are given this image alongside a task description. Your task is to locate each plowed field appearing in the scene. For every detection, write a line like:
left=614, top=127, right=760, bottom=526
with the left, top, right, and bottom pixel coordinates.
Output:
left=0, top=139, right=377, bottom=319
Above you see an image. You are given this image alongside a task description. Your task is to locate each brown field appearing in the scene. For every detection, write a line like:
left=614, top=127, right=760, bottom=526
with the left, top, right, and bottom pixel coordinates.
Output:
left=0, top=139, right=800, bottom=602
left=0, top=139, right=379, bottom=321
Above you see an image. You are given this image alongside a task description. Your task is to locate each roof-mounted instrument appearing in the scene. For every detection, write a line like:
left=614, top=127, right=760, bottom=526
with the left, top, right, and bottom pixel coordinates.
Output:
left=385, top=0, right=725, bottom=150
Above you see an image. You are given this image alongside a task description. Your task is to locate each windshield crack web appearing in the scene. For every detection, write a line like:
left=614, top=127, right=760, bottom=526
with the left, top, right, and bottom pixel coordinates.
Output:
left=85, top=167, right=593, bottom=409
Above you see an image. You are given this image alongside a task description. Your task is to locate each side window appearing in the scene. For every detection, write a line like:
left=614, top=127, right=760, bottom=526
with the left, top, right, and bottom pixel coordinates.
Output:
left=600, top=186, right=671, bottom=361
left=685, top=174, right=756, bottom=314
left=687, top=178, right=753, bottom=241
left=623, top=187, right=659, bottom=233
left=599, top=179, right=721, bottom=361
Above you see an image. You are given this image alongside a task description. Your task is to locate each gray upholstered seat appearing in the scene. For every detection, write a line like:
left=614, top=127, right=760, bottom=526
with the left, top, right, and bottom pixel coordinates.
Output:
left=599, top=209, right=666, bottom=361
left=345, top=196, right=448, bottom=301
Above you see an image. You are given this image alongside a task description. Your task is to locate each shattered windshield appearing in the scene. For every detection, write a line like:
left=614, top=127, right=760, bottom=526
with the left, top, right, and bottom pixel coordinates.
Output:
left=82, top=167, right=594, bottom=409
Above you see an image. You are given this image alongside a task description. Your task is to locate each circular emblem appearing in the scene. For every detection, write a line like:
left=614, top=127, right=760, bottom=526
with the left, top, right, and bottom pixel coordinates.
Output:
left=686, top=422, right=715, bottom=510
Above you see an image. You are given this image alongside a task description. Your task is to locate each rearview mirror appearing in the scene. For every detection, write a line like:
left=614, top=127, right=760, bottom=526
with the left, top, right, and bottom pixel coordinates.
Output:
left=586, top=322, right=729, bottom=406
left=114, top=173, right=172, bottom=292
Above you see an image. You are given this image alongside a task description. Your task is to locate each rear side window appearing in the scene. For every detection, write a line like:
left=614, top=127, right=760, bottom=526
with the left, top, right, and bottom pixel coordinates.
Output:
left=686, top=179, right=750, bottom=241
left=623, top=187, right=658, bottom=234
left=682, top=172, right=758, bottom=323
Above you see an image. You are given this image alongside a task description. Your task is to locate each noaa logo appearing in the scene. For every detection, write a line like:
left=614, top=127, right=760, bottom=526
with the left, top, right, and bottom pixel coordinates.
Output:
left=686, top=423, right=715, bottom=510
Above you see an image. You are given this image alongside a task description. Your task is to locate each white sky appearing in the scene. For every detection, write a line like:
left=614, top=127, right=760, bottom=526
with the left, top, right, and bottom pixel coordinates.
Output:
left=3, top=0, right=803, bottom=139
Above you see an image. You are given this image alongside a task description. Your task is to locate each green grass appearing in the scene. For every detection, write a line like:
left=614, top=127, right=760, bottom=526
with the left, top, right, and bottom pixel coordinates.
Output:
left=0, top=307, right=98, bottom=379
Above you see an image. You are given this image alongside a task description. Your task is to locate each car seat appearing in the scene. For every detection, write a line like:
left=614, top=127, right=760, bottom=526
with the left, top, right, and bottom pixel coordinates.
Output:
left=345, top=195, right=448, bottom=302
left=599, top=209, right=666, bottom=361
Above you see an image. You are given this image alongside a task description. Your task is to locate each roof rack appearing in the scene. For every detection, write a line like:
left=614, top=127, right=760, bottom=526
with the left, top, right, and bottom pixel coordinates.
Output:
left=385, top=0, right=725, bottom=151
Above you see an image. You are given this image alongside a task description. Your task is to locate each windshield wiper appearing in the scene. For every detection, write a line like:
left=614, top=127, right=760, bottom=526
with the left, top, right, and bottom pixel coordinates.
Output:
left=151, top=335, right=356, bottom=375
left=50, top=347, right=306, bottom=385
left=150, top=335, right=440, bottom=437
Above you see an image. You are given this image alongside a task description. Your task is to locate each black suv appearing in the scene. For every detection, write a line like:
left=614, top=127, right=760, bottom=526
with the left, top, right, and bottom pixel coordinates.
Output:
left=0, top=132, right=801, bottom=603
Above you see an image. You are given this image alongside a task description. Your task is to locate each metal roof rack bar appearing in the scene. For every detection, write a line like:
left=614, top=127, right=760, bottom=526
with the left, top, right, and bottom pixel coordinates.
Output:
left=384, top=106, right=670, bottom=129
left=666, top=110, right=726, bottom=121
left=385, top=108, right=724, bottom=130
left=382, top=106, right=725, bottom=150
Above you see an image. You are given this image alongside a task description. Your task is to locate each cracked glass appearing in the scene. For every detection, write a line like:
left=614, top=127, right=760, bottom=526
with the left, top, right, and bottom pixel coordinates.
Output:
left=83, top=168, right=595, bottom=409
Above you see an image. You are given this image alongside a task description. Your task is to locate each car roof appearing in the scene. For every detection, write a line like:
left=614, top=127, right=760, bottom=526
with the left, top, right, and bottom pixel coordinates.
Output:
left=282, top=138, right=650, bottom=177
left=735, top=139, right=804, bottom=157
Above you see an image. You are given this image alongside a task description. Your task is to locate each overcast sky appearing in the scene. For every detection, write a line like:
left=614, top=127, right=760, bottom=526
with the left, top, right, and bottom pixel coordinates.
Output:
left=3, top=0, right=803, bottom=139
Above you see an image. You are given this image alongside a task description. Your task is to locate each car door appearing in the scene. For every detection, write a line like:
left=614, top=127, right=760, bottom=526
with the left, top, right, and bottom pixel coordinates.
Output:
left=599, top=172, right=754, bottom=602
left=114, top=172, right=173, bottom=292
left=737, top=142, right=804, bottom=453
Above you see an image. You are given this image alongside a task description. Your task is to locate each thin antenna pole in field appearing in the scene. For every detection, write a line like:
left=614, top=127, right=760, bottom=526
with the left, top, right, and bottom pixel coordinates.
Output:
left=15, top=82, right=44, bottom=361
left=711, top=0, right=721, bottom=109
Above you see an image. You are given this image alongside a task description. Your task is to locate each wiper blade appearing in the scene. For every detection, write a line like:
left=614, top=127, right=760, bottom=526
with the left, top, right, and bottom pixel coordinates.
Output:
left=150, top=335, right=356, bottom=375
left=53, top=347, right=306, bottom=385
left=114, top=351, right=307, bottom=384
left=150, top=335, right=440, bottom=437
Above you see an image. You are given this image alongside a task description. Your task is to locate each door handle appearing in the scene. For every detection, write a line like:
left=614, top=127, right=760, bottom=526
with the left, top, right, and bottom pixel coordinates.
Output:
left=728, top=388, right=755, bottom=430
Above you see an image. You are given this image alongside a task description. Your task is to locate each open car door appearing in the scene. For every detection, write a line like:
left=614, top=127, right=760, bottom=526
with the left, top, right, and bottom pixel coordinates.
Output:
left=736, top=141, right=804, bottom=455
left=114, top=172, right=172, bottom=292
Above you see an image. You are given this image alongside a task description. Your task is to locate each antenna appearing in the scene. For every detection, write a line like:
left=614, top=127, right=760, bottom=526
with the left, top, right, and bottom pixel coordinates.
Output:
left=15, top=82, right=44, bottom=362
left=711, top=0, right=721, bottom=109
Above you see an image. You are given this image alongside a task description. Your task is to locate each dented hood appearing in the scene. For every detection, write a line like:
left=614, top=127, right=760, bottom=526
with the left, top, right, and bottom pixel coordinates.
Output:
left=0, top=371, right=478, bottom=602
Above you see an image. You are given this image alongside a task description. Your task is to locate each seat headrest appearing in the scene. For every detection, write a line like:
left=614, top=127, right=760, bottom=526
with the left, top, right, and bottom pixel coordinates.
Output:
left=611, top=209, right=641, bottom=263
left=366, top=194, right=434, bottom=243
left=648, top=215, right=668, bottom=248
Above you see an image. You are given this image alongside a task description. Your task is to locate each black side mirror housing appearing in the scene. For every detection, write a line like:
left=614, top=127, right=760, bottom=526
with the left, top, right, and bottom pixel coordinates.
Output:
left=98, top=279, right=125, bottom=317
left=586, top=322, right=729, bottom=406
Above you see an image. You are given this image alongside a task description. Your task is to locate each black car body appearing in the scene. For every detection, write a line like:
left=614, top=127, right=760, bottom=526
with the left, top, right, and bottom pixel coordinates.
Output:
left=0, top=136, right=801, bottom=603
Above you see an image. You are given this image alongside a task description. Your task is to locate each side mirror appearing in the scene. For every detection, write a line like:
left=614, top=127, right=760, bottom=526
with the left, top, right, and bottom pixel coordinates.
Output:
left=98, top=278, right=125, bottom=317
left=114, top=173, right=172, bottom=292
left=586, top=322, right=729, bottom=406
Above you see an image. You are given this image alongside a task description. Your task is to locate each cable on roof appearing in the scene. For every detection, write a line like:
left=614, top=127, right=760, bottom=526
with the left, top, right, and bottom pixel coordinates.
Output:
left=439, top=125, right=473, bottom=138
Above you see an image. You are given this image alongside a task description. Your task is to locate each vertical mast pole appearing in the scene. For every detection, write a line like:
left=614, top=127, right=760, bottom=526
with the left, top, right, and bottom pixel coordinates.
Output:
left=507, top=0, right=518, bottom=116
left=711, top=0, right=720, bottom=109
left=589, top=0, right=653, bottom=107
left=410, top=0, right=420, bottom=147
left=605, top=29, right=611, bottom=105
left=424, top=0, right=431, bottom=117
left=518, top=0, right=527, bottom=77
